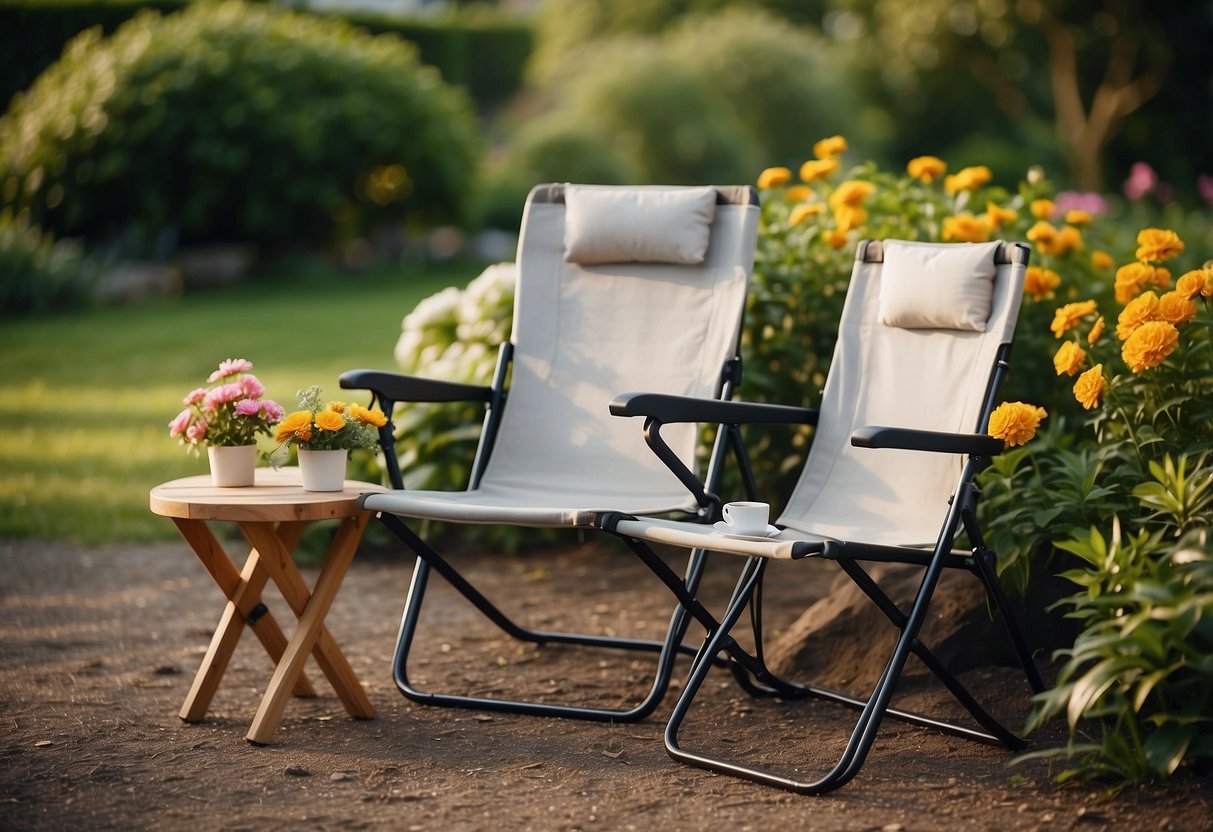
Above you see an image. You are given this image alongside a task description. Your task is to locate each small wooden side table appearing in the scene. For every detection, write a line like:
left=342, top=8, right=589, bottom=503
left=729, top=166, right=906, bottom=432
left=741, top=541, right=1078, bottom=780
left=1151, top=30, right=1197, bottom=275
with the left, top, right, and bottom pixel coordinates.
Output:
left=149, top=467, right=385, bottom=744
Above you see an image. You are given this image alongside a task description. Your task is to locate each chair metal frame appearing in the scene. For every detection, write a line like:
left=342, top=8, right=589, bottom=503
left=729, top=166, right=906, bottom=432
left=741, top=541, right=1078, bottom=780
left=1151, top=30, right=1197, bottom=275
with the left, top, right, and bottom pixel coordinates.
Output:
left=598, top=240, right=1046, bottom=792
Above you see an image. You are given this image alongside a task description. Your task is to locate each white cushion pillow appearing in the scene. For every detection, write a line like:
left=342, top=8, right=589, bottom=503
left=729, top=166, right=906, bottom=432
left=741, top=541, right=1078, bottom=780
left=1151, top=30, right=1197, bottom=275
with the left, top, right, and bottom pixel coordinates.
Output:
left=878, top=240, right=1001, bottom=331
left=563, top=185, right=717, bottom=265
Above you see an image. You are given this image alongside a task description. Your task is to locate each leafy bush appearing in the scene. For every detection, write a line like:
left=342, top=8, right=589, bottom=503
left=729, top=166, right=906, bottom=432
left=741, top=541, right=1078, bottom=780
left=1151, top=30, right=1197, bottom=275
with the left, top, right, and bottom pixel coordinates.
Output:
left=0, top=0, right=482, bottom=251
left=0, top=209, right=95, bottom=317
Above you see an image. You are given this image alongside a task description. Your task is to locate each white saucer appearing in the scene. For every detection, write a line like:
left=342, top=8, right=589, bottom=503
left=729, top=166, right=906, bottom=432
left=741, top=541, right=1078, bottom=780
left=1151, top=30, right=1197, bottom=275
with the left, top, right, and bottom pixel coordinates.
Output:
left=712, top=521, right=780, bottom=541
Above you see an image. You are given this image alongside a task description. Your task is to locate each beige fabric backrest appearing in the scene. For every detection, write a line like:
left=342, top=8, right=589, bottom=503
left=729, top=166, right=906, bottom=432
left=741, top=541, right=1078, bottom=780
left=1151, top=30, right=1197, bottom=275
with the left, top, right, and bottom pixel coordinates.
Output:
left=778, top=239, right=1028, bottom=546
left=475, top=184, right=760, bottom=514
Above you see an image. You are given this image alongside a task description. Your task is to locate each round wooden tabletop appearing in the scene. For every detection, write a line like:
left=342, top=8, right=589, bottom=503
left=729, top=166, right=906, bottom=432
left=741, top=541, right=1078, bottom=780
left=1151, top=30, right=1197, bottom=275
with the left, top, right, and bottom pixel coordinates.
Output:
left=149, top=467, right=387, bottom=523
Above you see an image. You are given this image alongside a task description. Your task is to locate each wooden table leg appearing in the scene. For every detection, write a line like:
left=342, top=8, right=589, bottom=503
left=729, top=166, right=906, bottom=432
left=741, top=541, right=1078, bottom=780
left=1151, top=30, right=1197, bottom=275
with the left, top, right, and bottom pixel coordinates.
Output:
left=173, top=518, right=316, bottom=722
left=242, top=513, right=376, bottom=744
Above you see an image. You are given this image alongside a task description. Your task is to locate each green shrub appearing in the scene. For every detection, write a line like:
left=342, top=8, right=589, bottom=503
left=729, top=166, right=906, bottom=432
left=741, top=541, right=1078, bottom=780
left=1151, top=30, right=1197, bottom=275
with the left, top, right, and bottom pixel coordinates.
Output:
left=0, top=209, right=96, bottom=317
left=0, top=0, right=482, bottom=251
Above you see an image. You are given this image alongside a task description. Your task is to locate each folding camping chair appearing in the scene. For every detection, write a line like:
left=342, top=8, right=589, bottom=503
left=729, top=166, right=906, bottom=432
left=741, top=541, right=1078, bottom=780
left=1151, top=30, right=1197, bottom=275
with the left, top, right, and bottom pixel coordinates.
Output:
left=599, top=238, right=1047, bottom=792
left=339, top=183, right=761, bottom=721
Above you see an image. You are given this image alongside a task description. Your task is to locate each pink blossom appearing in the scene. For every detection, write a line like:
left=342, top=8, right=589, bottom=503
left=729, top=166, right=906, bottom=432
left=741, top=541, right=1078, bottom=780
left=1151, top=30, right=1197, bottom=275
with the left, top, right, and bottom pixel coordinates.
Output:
left=203, top=382, right=243, bottom=410
left=185, top=422, right=208, bottom=442
left=207, top=358, right=254, bottom=383
left=233, top=399, right=262, bottom=417
left=1199, top=174, right=1213, bottom=207
left=260, top=399, right=285, bottom=422
left=1123, top=162, right=1157, bottom=201
left=238, top=374, right=265, bottom=399
left=168, top=408, right=193, bottom=437
left=183, top=387, right=208, bottom=406
left=1053, top=191, right=1107, bottom=217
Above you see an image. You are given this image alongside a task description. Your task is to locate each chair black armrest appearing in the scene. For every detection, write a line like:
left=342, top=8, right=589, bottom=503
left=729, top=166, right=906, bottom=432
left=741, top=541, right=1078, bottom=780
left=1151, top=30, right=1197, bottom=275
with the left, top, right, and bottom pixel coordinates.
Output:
left=339, top=369, right=493, bottom=404
left=850, top=426, right=1003, bottom=457
left=610, top=392, right=817, bottom=426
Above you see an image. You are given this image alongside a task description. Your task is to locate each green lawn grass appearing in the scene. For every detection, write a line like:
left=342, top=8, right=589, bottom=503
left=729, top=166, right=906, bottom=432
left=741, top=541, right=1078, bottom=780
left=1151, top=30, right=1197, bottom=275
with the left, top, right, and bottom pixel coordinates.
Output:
left=0, top=257, right=481, bottom=543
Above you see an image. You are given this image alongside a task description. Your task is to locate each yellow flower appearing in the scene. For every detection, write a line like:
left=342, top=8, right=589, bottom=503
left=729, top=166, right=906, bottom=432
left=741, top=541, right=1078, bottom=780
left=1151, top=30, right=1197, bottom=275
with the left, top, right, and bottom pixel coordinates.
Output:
left=1117, top=291, right=1159, bottom=340
left=832, top=203, right=866, bottom=232
left=757, top=166, right=792, bottom=189
left=1176, top=268, right=1213, bottom=300
left=942, top=212, right=991, bottom=243
left=785, top=184, right=812, bottom=202
left=276, top=410, right=313, bottom=443
left=799, top=158, right=839, bottom=182
left=314, top=410, right=346, bottom=432
left=822, top=228, right=849, bottom=249
left=943, top=165, right=992, bottom=194
left=907, top=155, right=947, bottom=183
left=1135, top=228, right=1184, bottom=262
left=828, top=179, right=875, bottom=208
left=1073, top=364, right=1106, bottom=410
left=1056, top=225, right=1084, bottom=255
left=1088, top=316, right=1105, bottom=345
left=326, top=400, right=346, bottom=414
left=988, top=402, right=1047, bottom=448
left=1158, top=290, right=1197, bottom=326
left=1030, top=199, right=1055, bottom=219
left=1053, top=340, right=1087, bottom=376
left=1122, top=321, right=1179, bottom=373
left=813, top=135, right=847, bottom=159
left=1026, top=220, right=1057, bottom=250
left=1050, top=300, right=1098, bottom=338
left=1064, top=209, right=1092, bottom=225
left=1023, top=266, right=1061, bottom=301
left=788, top=202, right=824, bottom=225
left=1091, top=250, right=1115, bottom=271
left=349, top=403, right=388, bottom=427
left=985, top=201, right=1018, bottom=229
left=1114, top=262, right=1170, bottom=304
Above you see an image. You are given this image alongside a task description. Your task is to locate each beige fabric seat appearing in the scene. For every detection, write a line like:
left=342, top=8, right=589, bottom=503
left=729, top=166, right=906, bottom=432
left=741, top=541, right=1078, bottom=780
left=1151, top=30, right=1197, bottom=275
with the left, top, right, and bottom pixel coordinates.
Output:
left=341, top=183, right=760, bottom=722
left=601, top=238, right=1046, bottom=793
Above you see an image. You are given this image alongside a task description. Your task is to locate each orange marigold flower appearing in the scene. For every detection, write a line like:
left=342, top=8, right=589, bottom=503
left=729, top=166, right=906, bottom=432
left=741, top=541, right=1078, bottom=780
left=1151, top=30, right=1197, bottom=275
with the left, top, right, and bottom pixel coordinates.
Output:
left=276, top=410, right=313, bottom=443
left=942, top=212, right=991, bottom=243
left=1056, top=225, right=1084, bottom=255
left=907, top=155, right=947, bottom=182
left=1176, top=268, right=1212, bottom=300
left=1135, top=228, right=1184, bottom=262
left=988, top=402, right=1047, bottom=448
left=1158, top=290, right=1197, bottom=326
left=326, top=400, right=346, bottom=414
left=822, top=228, right=849, bottom=249
left=813, top=135, right=847, bottom=159
left=828, top=179, right=875, bottom=208
left=785, top=184, right=812, bottom=202
left=1030, top=199, right=1055, bottom=219
left=943, top=165, right=992, bottom=194
left=314, top=410, right=346, bottom=432
left=1091, top=250, right=1115, bottom=271
left=1073, top=364, right=1106, bottom=410
left=1026, top=220, right=1057, bottom=248
left=1087, top=316, right=1105, bottom=344
left=1122, top=321, right=1179, bottom=373
left=1023, top=266, right=1061, bottom=301
left=1114, top=262, right=1168, bottom=304
left=1050, top=300, right=1098, bottom=338
left=1064, top=209, right=1092, bottom=225
left=1116, top=291, right=1160, bottom=340
left=757, top=166, right=792, bottom=189
left=985, top=201, right=1018, bottom=229
left=1053, top=340, right=1087, bottom=376
left=788, top=202, right=824, bottom=225
left=833, top=203, right=867, bottom=232
left=349, top=403, right=388, bottom=427
left=800, top=158, right=839, bottom=182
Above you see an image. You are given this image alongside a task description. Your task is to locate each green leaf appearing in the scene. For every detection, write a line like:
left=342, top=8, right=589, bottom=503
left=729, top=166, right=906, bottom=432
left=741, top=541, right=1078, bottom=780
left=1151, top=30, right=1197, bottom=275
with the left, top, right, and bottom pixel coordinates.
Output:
left=1143, top=723, right=1193, bottom=777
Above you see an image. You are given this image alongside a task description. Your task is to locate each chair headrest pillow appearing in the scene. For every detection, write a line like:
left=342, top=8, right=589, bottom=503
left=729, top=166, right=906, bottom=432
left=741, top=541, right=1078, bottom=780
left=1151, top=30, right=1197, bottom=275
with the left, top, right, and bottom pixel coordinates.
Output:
left=878, top=239, right=1002, bottom=331
left=563, top=185, right=717, bottom=265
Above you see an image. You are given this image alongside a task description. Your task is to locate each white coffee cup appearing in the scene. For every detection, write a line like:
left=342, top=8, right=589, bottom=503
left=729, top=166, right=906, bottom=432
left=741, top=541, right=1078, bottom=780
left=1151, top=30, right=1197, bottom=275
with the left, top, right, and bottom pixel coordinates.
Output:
left=721, top=501, right=770, bottom=535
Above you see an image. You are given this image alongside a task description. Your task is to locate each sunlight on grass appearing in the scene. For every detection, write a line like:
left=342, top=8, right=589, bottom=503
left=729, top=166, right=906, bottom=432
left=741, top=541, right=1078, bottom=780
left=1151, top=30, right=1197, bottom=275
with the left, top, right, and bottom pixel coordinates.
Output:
left=0, top=260, right=481, bottom=542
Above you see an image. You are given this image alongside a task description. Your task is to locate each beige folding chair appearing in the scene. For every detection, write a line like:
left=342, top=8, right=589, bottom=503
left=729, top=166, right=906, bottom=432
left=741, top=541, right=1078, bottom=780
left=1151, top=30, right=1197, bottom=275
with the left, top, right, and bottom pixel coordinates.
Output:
left=340, top=183, right=760, bottom=720
left=601, top=239, right=1046, bottom=792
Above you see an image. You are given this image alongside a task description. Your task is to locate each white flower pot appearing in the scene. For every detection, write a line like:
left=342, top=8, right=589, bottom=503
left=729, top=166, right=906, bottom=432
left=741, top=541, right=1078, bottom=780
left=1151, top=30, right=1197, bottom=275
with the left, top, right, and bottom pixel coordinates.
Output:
left=298, top=449, right=348, bottom=492
left=207, top=444, right=256, bottom=487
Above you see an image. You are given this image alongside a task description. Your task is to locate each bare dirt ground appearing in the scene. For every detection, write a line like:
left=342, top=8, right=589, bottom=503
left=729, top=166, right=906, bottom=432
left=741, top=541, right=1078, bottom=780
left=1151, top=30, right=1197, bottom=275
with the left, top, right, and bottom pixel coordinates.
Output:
left=2, top=532, right=1211, bottom=831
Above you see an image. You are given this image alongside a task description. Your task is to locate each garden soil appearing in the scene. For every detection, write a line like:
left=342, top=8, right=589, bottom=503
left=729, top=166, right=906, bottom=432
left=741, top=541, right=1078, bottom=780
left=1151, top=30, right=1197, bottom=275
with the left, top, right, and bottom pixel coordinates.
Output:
left=2, top=534, right=1211, bottom=831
